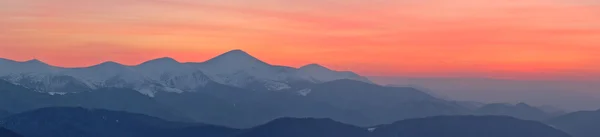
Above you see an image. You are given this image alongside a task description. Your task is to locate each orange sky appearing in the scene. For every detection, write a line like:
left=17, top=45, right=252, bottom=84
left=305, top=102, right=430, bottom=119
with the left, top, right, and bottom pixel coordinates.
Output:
left=1, top=0, right=599, bottom=79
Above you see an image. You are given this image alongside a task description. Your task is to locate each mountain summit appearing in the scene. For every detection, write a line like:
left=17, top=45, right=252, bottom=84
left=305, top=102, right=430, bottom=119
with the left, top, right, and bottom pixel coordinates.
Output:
left=139, top=57, right=180, bottom=66
left=201, top=49, right=270, bottom=71
left=205, top=49, right=266, bottom=64
left=24, top=59, right=46, bottom=65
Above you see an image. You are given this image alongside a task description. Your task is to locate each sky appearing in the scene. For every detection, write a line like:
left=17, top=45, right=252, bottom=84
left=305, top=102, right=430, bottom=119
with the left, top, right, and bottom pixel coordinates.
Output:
left=1, top=0, right=600, bottom=79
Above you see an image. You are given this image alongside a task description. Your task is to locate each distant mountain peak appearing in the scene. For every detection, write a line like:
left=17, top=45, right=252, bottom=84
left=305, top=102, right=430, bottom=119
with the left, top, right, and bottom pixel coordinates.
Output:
left=25, top=59, right=43, bottom=63
left=139, top=57, right=179, bottom=66
left=92, top=61, right=125, bottom=69
left=99, top=61, right=122, bottom=66
left=215, top=49, right=256, bottom=59
left=300, top=63, right=331, bottom=70
left=204, top=49, right=268, bottom=66
left=153, top=57, right=178, bottom=62
left=23, top=59, right=50, bottom=66
left=516, top=102, right=533, bottom=108
left=225, top=49, right=249, bottom=54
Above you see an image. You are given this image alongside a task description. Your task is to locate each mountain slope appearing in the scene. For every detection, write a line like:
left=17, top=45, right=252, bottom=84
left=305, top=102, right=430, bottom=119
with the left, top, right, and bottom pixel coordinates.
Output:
left=0, top=109, right=576, bottom=137
left=0, top=78, right=366, bottom=128
left=235, top=117, right=370, bottom=137
left=301, top=79, right=469, bottom=126
left=0, top=107, right=238, bottom=137
left=546, top=109, right=600, bottom=137
left=298, top=64, right=371, bottom=83
left=0, top=73, right=94, bottom=93
left=475, top=103, right=550, bottom=120
left=0, top=109, right=11, bottom=119
left=0, top=77, right=473, bottom=128
left=0, top=80, right=189, bottom=122
left=157, top=79, right=469, bottom=128
left=371, top=115, right=572, bottom=137
left=0, top=127, right=22, bottom=137
left=154, top=82, right=369, bottom=128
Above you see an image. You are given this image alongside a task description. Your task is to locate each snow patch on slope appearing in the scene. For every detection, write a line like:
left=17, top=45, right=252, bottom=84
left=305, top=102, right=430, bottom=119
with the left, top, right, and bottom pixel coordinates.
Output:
left=48, top=92, right=68, bottom=95
left=297, top=88, right=312, bottom=96
left=264, top=81, right=292, bottom=91
left=368, top=128, right=377, bottom=132
left=137, top=88, right=157, bottom=98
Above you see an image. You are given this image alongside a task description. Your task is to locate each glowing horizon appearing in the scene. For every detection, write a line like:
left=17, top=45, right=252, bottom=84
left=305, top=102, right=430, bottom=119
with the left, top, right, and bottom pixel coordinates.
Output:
left=1, top=0, right=599, bottom=79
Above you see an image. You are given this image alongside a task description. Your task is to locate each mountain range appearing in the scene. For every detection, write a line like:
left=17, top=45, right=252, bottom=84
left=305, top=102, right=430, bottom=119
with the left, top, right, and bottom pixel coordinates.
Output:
left=371, top=77, right=600, bottom=110
left=474, top=103, right=552, bottom=120
left=0, top=77, right=470, bottom=128
left=371, top=115, right=571, bottom=137
left=0, top=107, right=572, bottom=137
left=0, top=50, right=369, bottom=96
left=0, top=49, right=556, bottom=128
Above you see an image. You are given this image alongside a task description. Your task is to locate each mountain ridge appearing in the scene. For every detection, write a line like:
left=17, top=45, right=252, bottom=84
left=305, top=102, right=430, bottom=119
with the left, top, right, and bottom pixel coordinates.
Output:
left=0, top=50, right=556, bottom=129
left=372, top=115, right=572, bottom=137
left=0, top=107, right=572, bottom=137
left=0, top=49, right=372, bottom=95
left=547, top=109, right=600, bottom=137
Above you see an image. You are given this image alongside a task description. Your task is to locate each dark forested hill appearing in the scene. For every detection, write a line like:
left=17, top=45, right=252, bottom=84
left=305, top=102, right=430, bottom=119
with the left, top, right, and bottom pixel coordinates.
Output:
left=235, top=117, right=370, bottom=137
left=0, top=127, right=22, bottom=137
left=371, top=115, right=571, bottom=137
left=0, top=107, right=237, bottom=137
left=547, top=109, right=600, bottom=137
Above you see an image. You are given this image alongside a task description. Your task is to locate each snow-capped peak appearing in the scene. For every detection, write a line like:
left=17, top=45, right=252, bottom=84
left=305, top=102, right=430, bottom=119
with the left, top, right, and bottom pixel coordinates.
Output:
left=204, top=49, right=268, bottom=66
left=198, top=49, right=273, bottom=76
left=194, top=50, right=293, bottom=89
